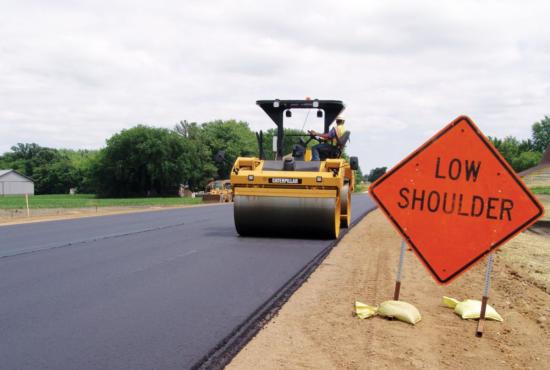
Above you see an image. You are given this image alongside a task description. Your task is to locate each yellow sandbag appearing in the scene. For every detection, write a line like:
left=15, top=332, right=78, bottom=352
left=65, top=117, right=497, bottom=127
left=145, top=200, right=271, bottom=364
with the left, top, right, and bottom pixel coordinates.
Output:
left=355, top=301, right=377, bottom=319
left=379, top=300, right=422, bottom=324
left=355, top=300, right=421, bottom=325
left=442, top=296, right=460, bottom=308
left=442, top=296, right=503, bottom=322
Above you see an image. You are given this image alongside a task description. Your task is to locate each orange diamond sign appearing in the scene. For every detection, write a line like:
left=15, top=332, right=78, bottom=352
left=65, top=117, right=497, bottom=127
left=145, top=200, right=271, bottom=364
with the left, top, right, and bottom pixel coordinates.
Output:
left=370, top=116, right=544, bottom=284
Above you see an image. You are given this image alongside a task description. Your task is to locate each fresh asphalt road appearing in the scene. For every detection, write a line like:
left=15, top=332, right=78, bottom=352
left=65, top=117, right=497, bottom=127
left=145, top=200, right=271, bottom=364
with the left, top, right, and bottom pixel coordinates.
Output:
left=0, top=194, right=376, bottom=369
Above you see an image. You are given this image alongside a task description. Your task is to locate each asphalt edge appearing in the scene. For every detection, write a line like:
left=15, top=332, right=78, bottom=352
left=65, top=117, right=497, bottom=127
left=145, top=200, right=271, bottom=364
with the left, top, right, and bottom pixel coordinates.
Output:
left=192, top=202, right=377, bottom=370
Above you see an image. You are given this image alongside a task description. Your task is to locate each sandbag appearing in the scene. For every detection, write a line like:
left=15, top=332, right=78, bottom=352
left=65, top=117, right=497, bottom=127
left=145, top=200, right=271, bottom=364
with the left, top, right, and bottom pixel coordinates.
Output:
left=442, top=296, right=503, bottom=322
left=355, top=300, right=421, bottom=325
left=355, top=301, right=377, bottom=319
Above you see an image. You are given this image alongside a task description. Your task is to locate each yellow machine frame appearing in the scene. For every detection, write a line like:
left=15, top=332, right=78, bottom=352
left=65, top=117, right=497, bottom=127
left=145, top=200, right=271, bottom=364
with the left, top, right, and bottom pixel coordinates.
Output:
left=230, top=99, right=357, bottom=239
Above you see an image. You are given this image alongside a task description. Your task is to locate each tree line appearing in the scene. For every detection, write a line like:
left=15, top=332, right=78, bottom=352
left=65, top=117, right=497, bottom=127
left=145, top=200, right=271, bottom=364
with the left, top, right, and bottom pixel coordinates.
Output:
left=1, top=116, right=547, bottom=196
left=0, top=120, right=258, bottom=196
left=0, top=143, right=98, bottom=194
left=488, top=115, right=549, bottom=173
left=0, top=120, right=349, bottom=196
left=362, top=116, right=550, bottom=184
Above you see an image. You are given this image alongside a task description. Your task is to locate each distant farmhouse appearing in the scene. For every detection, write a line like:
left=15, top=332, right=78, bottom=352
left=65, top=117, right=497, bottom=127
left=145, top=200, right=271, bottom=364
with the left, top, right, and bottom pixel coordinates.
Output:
left=0, top=170, right=35, bottom=195
left=519, top=145, right=550, bottom=187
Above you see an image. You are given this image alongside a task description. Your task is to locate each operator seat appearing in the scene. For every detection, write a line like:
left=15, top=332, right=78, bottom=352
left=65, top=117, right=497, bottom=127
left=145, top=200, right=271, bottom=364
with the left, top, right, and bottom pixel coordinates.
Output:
left=319, top=131, right=350, bottom=160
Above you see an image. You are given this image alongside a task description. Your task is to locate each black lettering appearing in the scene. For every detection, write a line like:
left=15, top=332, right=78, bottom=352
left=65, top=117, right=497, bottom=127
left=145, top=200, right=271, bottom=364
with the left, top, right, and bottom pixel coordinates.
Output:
left=427, top=191, right=440, bottom=212
left=411, top=189, right=425, bottom=211
left=435, top=157, right=446, bottom=179
left=398, top=188, right=410, bottom=209
left=500, top=199, right=514, bottom=221
left=442, top=192, right=456, bottom=214
left=470, top=195, right=484, bottom=217
left=457, top=194, right=469, bottom=216
left=465, top=160, right=481, bottom=182
left=486, top=197, right=499, bottom=219
left=448, top=158, right=461, bottom=180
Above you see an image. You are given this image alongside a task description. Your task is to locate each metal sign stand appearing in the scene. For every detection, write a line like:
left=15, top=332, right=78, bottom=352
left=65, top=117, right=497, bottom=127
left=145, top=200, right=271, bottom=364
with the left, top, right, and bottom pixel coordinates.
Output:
left=476, top=253, right=494, bottom=337
left=393, top=240, right=407, bottom=300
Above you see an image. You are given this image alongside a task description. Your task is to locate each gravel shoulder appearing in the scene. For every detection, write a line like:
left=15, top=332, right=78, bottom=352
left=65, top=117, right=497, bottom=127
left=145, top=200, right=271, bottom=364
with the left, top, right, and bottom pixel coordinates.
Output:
left=227, top=210, right=550, bottom=369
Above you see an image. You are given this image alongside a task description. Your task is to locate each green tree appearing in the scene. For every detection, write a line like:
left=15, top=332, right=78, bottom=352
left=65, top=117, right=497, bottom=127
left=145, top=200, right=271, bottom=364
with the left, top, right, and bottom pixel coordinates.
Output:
left=58, top=149, right=100, bottom=193
left=532, top=116, right=550, bottom=152
left=1, top=143, right=55, bottom=178
left=92, top=125, right=189, bottom=197
left=510, top=151, right=542, bottom=173
left=0, top=143, right=81, bottom=194
left=488, top=115, right=550, bottom=173
left=32, top=158, right=81, bottom=194
left=367, top=167, right=387, bottom=182
left=490, top=136, right=521, bottom=165
left=174, top=120, right=197, bottom=138
left=489, top=136, right=541, bottom=172
left=518, top=138, right=535, bottom=153
left=199, top=120, right=257, bottom=178
left=76, top=154, right=100, bottom=194
left=174, top=120, right=217, bottom=190
left=354, top=165, right=364, bottom=186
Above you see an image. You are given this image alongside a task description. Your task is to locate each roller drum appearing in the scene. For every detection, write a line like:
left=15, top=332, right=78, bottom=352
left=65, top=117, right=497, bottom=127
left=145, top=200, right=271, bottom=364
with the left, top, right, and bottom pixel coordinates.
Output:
left=234, top=195, right=340, bottom=239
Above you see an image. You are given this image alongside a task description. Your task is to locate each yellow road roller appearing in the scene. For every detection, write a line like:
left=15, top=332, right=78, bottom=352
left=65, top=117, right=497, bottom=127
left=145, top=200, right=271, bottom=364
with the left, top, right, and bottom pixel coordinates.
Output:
left=202, top=179, right=233, bottom=203
left=230, top=99, right=358, bottom=239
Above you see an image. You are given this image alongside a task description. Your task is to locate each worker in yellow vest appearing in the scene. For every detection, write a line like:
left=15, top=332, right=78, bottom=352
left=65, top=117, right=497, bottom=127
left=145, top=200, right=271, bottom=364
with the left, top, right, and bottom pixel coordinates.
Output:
left=308, top=116, right=346, bottom=160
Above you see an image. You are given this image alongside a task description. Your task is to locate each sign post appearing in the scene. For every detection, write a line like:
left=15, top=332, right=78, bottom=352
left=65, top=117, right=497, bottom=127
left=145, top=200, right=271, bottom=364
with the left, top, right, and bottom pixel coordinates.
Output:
left=476, top=253, right=494, bottom=337
left=393, top=240, right=407, bottom=300
left=370, top=116, right=544, bottom=285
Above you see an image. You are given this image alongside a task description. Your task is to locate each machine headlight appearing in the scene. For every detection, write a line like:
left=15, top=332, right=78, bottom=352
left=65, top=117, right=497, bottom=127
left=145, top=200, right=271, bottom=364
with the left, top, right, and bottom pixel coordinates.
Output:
left=316, top=176, right=322, bottom=183
left=248, top=175, right=254, bottom=181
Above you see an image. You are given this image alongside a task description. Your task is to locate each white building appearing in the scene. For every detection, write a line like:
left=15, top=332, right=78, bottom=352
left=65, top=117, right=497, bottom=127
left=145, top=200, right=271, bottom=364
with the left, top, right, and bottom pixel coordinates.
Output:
left=0, top=169, right=35, bottom=195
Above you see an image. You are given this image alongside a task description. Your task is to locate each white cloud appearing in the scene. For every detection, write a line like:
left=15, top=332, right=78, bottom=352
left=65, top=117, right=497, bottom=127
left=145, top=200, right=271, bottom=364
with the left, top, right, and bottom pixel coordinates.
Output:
left=1, top=0, right=549, bottom=171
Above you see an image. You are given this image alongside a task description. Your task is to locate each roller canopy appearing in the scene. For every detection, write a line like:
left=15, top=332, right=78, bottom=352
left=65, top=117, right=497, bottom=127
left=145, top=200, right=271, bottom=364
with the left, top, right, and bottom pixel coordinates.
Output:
left=256, top=99, right=345, bottom=134
left=257, top=99, right=345, bottom=159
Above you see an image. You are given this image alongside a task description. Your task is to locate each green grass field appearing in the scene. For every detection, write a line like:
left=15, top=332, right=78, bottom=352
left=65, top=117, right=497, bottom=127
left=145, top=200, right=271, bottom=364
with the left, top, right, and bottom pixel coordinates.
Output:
left=0, top=194, right=202, bottom=209
left=531, top=186, right=550, bottom=195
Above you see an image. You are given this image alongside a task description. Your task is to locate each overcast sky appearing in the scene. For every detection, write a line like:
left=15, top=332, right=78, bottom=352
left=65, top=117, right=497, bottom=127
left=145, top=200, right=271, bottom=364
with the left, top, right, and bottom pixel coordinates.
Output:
left=1, top=0, right=549, bottom=171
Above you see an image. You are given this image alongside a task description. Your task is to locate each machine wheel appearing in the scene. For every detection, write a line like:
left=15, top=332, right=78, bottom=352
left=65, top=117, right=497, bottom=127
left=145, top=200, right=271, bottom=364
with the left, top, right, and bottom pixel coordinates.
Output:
left=340, top=184, right=351, bottom=228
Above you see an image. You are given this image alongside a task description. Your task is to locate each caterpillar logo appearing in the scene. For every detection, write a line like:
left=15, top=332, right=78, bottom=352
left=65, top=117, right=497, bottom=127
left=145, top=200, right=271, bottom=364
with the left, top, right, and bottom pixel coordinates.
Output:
left=269, top=178, right=302, bottom=184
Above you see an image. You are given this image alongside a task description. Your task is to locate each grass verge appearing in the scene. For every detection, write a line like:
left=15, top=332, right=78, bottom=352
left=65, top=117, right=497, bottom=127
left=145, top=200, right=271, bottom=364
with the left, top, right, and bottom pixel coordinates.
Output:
left=0, top=194, right=202, bottom=209
left=354, top=183, right=371, bottom=193
left=531, top=186, right=550, bottom=195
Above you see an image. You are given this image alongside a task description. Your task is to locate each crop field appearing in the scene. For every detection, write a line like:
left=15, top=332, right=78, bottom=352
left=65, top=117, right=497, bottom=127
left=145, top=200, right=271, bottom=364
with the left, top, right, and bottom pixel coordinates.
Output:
left=0, top=194, right=202, bottom=209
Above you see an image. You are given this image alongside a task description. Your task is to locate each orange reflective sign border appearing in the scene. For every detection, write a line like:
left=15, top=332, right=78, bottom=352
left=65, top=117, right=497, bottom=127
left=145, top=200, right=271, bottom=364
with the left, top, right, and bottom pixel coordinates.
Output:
left=370, top=116, right=544, bottom=284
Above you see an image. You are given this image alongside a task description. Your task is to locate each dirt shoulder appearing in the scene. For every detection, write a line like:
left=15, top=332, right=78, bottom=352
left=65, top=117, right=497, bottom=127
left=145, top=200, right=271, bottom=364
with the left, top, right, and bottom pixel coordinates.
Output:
left=227, top=210, right=550, bottom=370
left=0, top=203, right=223, bottom=227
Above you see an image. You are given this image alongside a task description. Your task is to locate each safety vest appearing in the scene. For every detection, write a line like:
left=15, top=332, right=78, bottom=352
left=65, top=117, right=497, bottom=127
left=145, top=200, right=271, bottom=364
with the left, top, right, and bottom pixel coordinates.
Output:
left=331, top=124, right=346, bottom=146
